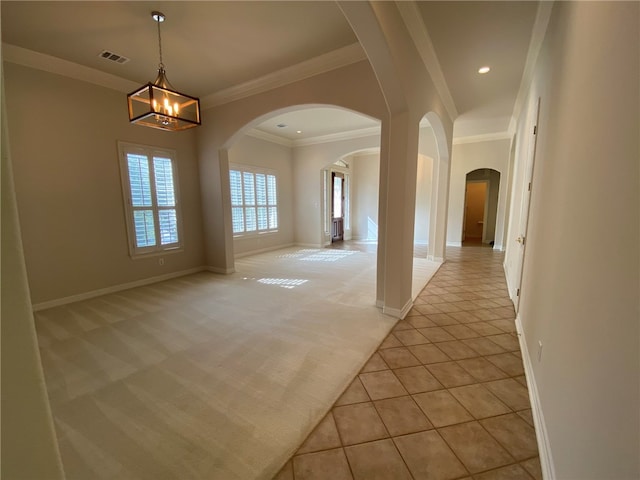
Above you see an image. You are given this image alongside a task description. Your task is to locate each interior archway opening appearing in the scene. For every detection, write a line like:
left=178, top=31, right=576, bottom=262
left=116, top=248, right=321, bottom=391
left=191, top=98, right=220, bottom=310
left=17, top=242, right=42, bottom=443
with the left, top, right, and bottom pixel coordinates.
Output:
left=462, top=168, right=501, bottom=247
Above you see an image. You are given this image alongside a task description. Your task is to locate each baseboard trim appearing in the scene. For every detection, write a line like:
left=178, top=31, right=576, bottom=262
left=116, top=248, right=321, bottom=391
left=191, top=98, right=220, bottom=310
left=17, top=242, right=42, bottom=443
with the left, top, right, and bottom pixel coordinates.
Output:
left=382, top=298, right=413, bottom=320
left=295, top=242, right=323, bottom=249
left=427, top=255, right=444, bottom=262
left=234, top=243, right=295, bottom=259
left=207, top=266, right=236, bottom=274
left=446, top=241, right=462, bottom=247
left=515, top=315, right=556, bottom=480
left=32, top=267, right=206, bottom=311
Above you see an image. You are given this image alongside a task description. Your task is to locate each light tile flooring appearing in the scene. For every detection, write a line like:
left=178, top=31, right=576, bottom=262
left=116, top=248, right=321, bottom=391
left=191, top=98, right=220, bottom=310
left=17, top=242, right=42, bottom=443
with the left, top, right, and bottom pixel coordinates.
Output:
left=274, top=246, right=542, bottom=480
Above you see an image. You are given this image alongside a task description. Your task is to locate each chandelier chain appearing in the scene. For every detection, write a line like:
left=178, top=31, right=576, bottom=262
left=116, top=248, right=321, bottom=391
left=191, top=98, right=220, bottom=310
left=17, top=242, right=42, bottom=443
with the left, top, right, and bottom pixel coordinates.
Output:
left=156, top=17, right=164, bottom=68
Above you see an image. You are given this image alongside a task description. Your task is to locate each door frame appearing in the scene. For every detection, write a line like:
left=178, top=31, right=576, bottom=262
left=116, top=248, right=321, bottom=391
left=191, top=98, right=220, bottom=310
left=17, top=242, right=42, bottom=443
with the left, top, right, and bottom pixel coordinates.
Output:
left=462, top=179, right=489, bottom=242
left=513, top=97, right=541, bottom=311
left=322, top=166, right=351, bottom=246
left=331, top=171, right=345, bottom=242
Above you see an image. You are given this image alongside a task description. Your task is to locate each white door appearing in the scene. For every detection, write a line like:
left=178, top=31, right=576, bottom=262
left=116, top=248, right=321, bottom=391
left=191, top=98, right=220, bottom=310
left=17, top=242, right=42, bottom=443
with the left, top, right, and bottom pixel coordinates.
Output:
left=513, top=98, right=541, bottom=311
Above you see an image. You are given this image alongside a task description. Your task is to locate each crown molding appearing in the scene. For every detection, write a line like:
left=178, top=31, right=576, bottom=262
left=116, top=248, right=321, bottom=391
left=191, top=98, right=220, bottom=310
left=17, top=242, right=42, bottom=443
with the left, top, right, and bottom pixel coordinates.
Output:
left=452, top=131, right=513, bottom=145
left=2, top=43, right=139, bottom=92
left=244, top=125, right=381, bottom=149
left=201, top=43, right=367, bottom=109
left=395, top=1, right=458, bottom=123
left=2, top=42, right=367, bottom=110
left=245, top=129, right=294, bottom=148
left=508, top=1, right=554, bottom=134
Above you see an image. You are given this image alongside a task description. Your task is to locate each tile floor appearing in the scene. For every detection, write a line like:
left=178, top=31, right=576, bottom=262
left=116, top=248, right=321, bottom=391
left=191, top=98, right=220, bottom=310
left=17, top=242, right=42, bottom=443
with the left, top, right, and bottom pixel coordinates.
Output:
left=273, top=246, right=542, bottom=480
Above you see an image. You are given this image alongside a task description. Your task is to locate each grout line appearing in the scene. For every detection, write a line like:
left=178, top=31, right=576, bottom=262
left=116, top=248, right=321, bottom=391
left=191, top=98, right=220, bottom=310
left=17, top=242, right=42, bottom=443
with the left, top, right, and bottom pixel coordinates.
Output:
left=283, top=250, right=532, bottom=480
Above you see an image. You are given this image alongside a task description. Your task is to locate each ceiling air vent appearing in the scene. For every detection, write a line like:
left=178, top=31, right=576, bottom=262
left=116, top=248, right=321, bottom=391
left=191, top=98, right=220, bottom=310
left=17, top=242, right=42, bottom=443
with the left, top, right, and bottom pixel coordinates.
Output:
left=99, top=50, right=130, bottom=64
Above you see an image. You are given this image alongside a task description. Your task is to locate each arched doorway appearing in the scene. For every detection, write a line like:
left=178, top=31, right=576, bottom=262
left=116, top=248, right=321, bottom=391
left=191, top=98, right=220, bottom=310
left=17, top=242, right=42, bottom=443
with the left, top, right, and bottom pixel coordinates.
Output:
left=421, top=112, right=451, bottom=263
left=222, top=105, right=381, bottom=258
left=462, top=168, right=501, bottom=246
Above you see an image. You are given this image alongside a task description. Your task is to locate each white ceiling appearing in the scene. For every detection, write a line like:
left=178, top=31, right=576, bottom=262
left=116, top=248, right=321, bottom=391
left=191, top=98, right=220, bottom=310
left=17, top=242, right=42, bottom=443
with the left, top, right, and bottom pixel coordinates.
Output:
left=417, top=1, right=538, bottom=137
left=255, top=107, right=380, bottom=141
left=1, top=1, right=540, bottom=141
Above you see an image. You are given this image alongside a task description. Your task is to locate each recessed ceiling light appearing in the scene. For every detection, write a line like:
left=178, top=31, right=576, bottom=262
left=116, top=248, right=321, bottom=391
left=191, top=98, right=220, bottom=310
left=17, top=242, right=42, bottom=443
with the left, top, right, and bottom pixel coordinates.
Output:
left=277, top=123, right=287, bottom=128
left=478, top=66, right=491, bottom=74
left=296, top=130, right=302, bottom=134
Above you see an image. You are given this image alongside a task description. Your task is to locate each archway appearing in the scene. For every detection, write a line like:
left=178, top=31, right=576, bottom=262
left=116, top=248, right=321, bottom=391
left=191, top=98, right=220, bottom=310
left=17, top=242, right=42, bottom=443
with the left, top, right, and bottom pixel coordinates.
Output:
left=419, top=112, right=451, bottom=262
left=221, top=104, right=382, bottom=268
left=462, top=168, right=501, bottom=246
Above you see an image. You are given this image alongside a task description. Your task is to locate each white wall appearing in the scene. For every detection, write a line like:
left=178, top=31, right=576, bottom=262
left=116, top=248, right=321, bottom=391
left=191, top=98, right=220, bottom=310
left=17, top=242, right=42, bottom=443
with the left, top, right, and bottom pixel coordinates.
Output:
left=505, top=2, right=639, bottom=478
left=228, top=135, right=294, bottom=256
left=415, top=126, right=438, bottom=247
left=418, top=125, right=439, bottom=159
left=197, top=60, right=388, bottom=272
left=447, top=138, right=510, bottom=248
left=4, top=63, right=205, bottom=304
left=2, top=65, right=65, bottom=479
left=414, top=154, right=433, bottom=244
left=292, top=133, right=380, bottom=247
left=350, top=152, right=380, bottom=241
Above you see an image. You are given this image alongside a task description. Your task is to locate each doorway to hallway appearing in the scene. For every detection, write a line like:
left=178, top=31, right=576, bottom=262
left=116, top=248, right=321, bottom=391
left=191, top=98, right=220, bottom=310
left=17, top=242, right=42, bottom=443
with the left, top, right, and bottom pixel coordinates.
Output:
left=462, top=168, right=501, bottom=247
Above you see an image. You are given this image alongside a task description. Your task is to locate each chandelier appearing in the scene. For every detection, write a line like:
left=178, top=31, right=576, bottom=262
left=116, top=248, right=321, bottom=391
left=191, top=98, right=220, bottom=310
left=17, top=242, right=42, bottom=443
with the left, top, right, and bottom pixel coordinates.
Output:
left=127, top=11, right=201, bottom=131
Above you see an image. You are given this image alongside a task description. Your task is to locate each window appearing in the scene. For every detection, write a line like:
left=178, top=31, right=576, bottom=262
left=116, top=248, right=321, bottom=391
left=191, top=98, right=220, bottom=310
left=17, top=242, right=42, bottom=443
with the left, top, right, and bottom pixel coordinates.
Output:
left=118, top=142, right=182, bottom=256
left=229, top=165, right=278, bottom=235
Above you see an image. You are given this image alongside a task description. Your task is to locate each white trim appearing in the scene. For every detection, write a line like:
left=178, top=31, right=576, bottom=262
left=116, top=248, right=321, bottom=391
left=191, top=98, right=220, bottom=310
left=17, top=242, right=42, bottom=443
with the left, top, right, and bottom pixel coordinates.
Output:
left=395, top=1, right=458, bottom=123
left=201, top=43, right=367, bottom=108
left=427, top=255, right=444, bottom=263
left=383, top=299, right=413, bottom=320
left=32, top=267, right=205, bottom=311
left=245, top=125, right=381, bottom=149
left=453, top=132, right=513, bottom=145
left=2, top=42, right=366, bottom=110
left=446, top=241, right=462, bottom=247
left=376, top=299, right=384, bottom=309
left=245, top=129, right=294, bottom=148
left=515, top=315, right=556, bottom=480
left=293, top=126, right=380, bottom=147
left=229, top=165, right=280, bottom=236
left=206, top=266, right=235, bottom=275
left=503, top=260, right=519, bottom=304
left=295, top=242, right=323, bottom=249
left=508, top=2, right=554, bottom=134
left=234, top=243, right=295, bottom=259
left=118, top=141, right=184, bottom=258
left=3, top=44, right=139, bottom=92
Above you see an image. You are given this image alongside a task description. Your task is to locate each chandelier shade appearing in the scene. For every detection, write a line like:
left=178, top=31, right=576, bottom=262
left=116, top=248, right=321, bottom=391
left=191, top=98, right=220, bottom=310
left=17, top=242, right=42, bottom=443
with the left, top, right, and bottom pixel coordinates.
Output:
left=127, top=11, right=201, bottom=131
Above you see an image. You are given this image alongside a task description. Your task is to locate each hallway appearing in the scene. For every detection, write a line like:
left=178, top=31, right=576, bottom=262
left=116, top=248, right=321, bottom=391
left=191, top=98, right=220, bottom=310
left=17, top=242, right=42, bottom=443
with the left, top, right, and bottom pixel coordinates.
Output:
left=276, top=246, right=541, bottom=480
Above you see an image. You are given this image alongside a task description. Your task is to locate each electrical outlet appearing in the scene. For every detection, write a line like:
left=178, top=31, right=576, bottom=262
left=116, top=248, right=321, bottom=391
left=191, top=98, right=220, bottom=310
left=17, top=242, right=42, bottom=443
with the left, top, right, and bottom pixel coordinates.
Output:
left=159, top=258, right=165, bottom=266
left=537, top=341, right=543, bottom=362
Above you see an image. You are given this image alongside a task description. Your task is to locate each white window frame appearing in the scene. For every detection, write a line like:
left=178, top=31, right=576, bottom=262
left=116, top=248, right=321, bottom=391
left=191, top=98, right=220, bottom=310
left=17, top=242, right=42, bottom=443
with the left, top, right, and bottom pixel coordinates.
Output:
left=118, top=141, right=183, bottom=258
left=229, top=163, right=279, bottom=237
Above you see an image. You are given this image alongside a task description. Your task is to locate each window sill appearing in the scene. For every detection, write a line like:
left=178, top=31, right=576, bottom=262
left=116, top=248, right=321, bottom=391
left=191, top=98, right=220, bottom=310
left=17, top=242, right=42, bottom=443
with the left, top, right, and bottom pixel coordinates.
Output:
left=233, top=230, right=279, bottom=239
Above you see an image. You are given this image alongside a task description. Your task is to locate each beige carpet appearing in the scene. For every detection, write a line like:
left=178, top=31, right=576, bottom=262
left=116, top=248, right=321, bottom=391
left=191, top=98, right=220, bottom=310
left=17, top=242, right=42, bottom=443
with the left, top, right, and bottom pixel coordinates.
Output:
left=35, top=246, right=440, bottom=480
